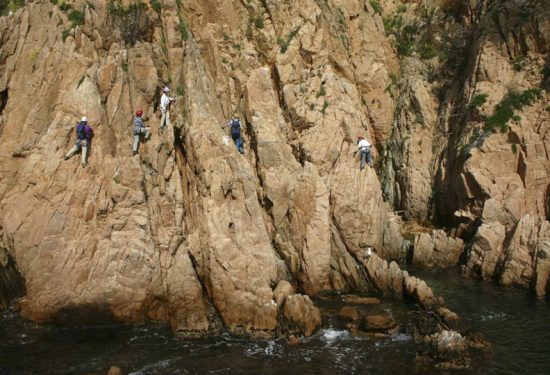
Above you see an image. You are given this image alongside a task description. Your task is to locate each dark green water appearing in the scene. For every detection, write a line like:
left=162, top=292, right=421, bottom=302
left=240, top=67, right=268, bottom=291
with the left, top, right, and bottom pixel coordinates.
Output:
left=414, top=269, right=550, bottom=375
left=0, top=269, right=549, bottom=374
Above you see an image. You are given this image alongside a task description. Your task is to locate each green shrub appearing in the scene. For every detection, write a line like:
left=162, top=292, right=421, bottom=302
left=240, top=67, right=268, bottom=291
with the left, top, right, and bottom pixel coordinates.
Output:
left=317, top=84, right=326, bottom=97
left=419, top=42, right=438, bottom=60
left=278, top=26, right=301, bottom=53
left=511, top=143, right=517, bottom=154
left=484, top=89, right=542, bottom=133
left=369, top=0, right=382, bottom=15
left=1, top=0, right=24, bottom=15
left=513, top=55, right=525, bottom=71
left=469, top=93, right=488, bottom=109
left=61, top=29, right=70, bottom=42
left=151, top=0, right=161, bottom=12
left=68, top=10, right=85, bottom=28
left=254, top=15, right=264, bottom=29
left=321, top=100, right=329, bottom=114
left=59, top=2, right=72, bottom=11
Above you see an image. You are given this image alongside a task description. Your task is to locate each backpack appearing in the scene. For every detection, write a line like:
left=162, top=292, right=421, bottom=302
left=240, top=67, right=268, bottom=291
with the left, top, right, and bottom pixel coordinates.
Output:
left=76, top=122, right=86, bottom=140
left=230, top=119, right=241, bottom=138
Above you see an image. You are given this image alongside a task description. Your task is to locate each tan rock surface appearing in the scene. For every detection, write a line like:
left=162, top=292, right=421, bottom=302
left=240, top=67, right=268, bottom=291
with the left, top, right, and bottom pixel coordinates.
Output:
left=282, top=294, right=322, bottom=337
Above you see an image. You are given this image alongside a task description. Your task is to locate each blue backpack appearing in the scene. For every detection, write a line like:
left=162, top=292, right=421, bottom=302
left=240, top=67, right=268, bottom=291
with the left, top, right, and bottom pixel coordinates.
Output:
left=230, top=119, right=241, bottom=138
left=76, top=122, right=86, bottom=140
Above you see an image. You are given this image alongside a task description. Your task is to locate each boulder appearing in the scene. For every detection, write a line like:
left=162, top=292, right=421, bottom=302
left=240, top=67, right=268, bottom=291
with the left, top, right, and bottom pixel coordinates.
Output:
left=362, top=314, right=397, bottom=334
left=412, top=230, right=463, bottom=269
left=338, top=306, right=361, bottom=321
left=282, top=294, right=322, bottom=337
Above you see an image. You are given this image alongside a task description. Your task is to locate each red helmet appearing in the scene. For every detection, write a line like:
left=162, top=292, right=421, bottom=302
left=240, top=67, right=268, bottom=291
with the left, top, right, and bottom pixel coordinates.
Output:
left=357, top=136, right=364, bottom=141
left=136, top=109, right=143, bottom=117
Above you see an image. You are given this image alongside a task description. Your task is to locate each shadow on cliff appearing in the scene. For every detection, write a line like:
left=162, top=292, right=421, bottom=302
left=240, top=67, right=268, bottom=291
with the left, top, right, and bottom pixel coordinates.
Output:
left=52, top=303, right=117, bottom=326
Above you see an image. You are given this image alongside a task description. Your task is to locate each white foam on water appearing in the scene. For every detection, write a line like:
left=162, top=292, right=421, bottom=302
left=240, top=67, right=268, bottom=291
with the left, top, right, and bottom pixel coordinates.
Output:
left=128, top=358, right=176, bottom=375
left=244, top=340, right=282, bottom=358
left=264, top=340, right=276, bottom=356
left=391, top=333, right=412, bottom=342
left=479, top=311, right=507, bottom=322
left=320, top=329, right=350, bottom=343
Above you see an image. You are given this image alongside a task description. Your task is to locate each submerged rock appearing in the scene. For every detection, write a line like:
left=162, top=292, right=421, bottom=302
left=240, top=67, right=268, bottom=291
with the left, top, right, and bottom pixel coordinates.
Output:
left=341, top=295, right=381, bottom=305
left=338, top=306, right=361, bottom=321
left=106, top=366, right=123, bottom=375
left=362, top=314, right=398, bottom=334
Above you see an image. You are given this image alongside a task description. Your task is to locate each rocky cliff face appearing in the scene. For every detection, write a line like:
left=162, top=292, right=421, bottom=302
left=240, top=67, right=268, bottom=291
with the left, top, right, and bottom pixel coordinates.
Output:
left=0, top=0, right=548, bottom=338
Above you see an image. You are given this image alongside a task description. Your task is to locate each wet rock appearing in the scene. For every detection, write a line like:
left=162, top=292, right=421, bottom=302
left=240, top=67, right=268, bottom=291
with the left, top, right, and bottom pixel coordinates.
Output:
left=362, top=314, right=397, bottom=334
left=338, top=306, right=361, bottom=321
left=404, top=275, right=440, bottom=309
left=282, top=294, right=321, bottom=337
left=435, top=330, right=468, bottom=356
left=466, top=332, right=491, bottom=351
left=534, top=238, right=550, bottom=298
left=436, top=307, right=459, bottom=323
left=414, top=313, right=442, bottom=337
left=0, top=248, right=26, bottom=309
left=106, top=366, right=123, bottom=375
left=418, top=330, right=471, bottom=369
left=341, top=295, right=380, bottom=305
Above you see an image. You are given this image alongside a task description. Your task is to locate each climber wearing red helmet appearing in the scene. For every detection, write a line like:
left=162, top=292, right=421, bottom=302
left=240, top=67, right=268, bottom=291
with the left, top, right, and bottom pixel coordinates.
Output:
left=133, top=109, right=151, bottom=155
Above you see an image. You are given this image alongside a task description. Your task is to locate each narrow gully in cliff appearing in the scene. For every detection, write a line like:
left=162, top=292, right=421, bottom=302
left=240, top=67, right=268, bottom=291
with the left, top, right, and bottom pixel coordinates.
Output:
left=0, top=249, right=25, bottom=310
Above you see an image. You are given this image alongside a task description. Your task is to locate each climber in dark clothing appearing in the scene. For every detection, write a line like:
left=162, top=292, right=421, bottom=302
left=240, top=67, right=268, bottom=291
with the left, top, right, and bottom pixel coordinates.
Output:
left=64, top=117, right=93, bottom=167
left=227, top=113, right=244, bottom=154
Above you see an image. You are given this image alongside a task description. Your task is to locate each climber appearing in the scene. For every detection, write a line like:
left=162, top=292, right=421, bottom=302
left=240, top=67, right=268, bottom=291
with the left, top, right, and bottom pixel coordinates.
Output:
left=355, top=136, right=373, bottom=170
left=159, top=86, right=176, bottom=130
left=132, top=109, right=151, bottom=155
left=64, top=117, right=93, bottom=167
left=227, top=113, right=244, bottom=154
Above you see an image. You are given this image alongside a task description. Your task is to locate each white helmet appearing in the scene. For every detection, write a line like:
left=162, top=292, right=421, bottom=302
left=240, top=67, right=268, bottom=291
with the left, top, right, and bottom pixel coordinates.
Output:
left=81, top=116, right=88, bottom=122
left=162, top=86, right=170, bottom=93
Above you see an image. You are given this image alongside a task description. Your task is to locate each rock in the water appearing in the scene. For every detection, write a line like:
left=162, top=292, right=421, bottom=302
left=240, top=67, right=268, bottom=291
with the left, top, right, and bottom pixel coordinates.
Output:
left=341, top=295, right=381, bottom=305
left=362, top=314, right=397, bottom=334
left=282, top=294, right=322, bottom=337
left=338, top=306, right=361, bottom=321
left=106, top=366, right=123, bottom=375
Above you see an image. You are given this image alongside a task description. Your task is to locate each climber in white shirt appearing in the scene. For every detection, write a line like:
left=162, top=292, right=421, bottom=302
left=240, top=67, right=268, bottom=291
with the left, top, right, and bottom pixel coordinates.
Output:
left=159, top=86, right=175, bottom=130
left=356, top=136, right=373, bottom=170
